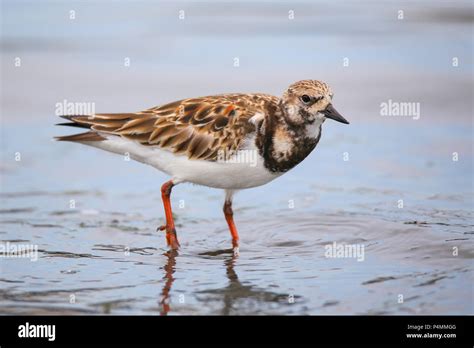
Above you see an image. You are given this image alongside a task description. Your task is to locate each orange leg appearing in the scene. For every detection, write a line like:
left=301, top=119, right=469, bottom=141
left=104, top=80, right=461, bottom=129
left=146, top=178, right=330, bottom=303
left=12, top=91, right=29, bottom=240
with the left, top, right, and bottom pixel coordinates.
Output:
left=223, top=199, right=239, bottom=250
left=158, top=180, right=180, bottom=250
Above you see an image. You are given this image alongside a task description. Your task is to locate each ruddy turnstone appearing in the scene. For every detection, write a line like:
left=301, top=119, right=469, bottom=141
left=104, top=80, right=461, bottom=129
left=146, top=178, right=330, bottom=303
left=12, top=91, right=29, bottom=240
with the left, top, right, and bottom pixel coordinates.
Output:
left=56, top=80, right=349, bottom=252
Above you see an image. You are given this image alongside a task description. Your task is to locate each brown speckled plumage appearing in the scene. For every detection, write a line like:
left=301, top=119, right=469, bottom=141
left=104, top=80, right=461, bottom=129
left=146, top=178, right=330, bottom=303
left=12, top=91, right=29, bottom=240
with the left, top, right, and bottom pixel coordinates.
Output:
left=58, top=93, right=278, bottom=161
left=56, top=80, right=346, bottom=174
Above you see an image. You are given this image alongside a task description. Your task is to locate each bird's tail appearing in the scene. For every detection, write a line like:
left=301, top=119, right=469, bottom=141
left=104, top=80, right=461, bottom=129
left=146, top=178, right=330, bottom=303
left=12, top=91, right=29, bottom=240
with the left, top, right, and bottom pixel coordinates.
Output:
left=54, top=132, right=107, bottom=142
left=55, top=112, right=155, bottom=142
left=54, top=115, right=107, bottom=142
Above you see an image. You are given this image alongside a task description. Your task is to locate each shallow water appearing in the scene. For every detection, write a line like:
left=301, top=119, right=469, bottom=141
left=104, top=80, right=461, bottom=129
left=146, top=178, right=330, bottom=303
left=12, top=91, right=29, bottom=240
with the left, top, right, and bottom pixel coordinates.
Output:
left=0, top=186, right=472, bottom=315
left=0, top=0, right=473, bottom=315
left=1, top=121, right=472, bottom=314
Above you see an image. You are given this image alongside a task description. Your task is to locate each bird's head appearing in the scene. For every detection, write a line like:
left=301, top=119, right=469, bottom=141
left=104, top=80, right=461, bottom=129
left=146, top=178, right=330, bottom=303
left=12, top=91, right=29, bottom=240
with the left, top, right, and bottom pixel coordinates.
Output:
left=280, top=80, right=349, bottom=127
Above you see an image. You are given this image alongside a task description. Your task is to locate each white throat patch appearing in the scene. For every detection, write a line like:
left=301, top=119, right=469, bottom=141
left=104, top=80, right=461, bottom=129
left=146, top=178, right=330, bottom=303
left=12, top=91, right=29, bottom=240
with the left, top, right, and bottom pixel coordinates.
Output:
left=305, top=116, right=324, bottom=139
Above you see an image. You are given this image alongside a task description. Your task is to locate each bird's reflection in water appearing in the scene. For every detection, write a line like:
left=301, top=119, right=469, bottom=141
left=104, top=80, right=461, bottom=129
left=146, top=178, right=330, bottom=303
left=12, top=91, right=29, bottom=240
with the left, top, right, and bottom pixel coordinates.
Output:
left=199, top=249, right=291, bottom=315
left=159, top=249, right=178, bottom=315
left=159, top=248, right=294, bottom=315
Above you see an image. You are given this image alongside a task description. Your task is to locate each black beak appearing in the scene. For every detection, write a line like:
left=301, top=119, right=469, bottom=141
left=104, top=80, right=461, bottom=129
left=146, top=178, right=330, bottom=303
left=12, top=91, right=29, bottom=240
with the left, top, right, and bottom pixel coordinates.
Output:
left=322, top=104, right=349, bottom=124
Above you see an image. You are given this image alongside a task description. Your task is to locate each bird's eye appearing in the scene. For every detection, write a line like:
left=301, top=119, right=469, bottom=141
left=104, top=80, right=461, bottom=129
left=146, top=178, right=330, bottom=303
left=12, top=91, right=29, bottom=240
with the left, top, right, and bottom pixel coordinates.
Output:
left=300, top=95, right=311, bottom=104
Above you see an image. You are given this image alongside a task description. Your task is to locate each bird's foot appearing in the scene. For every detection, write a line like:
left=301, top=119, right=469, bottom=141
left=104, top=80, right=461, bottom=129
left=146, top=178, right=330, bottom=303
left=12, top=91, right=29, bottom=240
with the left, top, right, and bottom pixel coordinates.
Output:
left=232, top=239, right=239, bottom=256
left=158, top=224, right=180, bottom=250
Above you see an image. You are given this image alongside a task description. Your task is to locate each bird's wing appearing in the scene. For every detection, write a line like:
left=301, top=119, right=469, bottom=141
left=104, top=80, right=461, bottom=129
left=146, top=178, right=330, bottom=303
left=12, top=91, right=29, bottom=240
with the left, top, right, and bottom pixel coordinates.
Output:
left=60, top=94, right=278, bottom=161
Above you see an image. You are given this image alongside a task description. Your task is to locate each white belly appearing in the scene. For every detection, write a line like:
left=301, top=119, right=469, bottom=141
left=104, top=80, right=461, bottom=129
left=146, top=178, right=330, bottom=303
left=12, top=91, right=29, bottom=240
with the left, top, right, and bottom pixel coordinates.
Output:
left=83, top=135, right=280, bottom=190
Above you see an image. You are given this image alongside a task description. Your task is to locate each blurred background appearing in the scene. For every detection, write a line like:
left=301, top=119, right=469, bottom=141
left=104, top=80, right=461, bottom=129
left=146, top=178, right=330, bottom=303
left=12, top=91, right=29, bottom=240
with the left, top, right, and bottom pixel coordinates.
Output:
left=0, top=0, right=472, bottom=315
